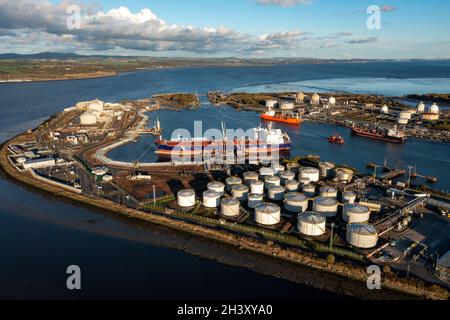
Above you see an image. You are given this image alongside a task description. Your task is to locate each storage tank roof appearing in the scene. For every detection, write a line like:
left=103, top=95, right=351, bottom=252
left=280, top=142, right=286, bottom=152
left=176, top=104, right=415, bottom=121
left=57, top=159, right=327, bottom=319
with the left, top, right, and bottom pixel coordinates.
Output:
left=315, top=197, right=338, bottom=206
left=178, top=189, right=195, bottom=196
left=348, top=223, right=377, bottom=235
left=256, top=203, right=280, bottom=213
left=285, top=192, right=308, bottom=201
left=345, top=204, right=370, bottom=214
left=222, top=198, right=239, bottom=205
left=299, top=212, right=326, bottom=224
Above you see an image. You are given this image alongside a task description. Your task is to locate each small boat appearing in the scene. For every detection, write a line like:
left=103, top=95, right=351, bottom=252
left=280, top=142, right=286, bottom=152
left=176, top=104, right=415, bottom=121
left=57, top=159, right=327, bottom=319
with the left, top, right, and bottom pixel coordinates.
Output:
left=328, top=134, right=345, bottom=144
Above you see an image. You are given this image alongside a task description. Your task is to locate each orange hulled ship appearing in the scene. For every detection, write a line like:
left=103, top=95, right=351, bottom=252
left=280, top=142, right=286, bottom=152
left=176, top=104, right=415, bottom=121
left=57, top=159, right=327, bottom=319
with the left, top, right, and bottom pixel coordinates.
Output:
left=260, top=108, right=302, bottom=125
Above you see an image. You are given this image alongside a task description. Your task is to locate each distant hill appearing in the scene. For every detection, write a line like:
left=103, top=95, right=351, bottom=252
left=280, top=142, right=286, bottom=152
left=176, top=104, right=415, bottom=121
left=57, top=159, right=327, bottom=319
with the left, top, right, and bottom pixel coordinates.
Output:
left=0, top=52, right=143, bottom=60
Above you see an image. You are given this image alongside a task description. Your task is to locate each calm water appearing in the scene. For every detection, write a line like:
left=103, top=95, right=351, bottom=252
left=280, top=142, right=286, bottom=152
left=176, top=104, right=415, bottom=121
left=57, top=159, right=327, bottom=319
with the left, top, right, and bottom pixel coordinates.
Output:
left=1, top=61, right=450, bottom=299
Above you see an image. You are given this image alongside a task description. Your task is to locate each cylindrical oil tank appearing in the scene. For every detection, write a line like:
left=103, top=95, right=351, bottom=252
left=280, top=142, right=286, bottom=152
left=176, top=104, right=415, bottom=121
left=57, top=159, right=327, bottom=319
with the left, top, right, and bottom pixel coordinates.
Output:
left=248, top=193, right=264, bottom=209
left=298, top=212, right=326, bottom=236
left=259, top=167, right=275, bottom=179
left=319, top=162, right=335, bottom=178
left=286, top=162, right=299, bottom=174
left=335, top=168, right=354, bottom=183
left=265, top=175, right=281, bottom=188
left=302, top=183, right=316, bottom=197
left=177, top=189, right=196, bottom=208
left=343, top=204, right=371, bottom=224
left=285, top=180, right=299, bottom=192
left=284, top=192, right=309, bottom=213
left=203, top=190, right=221, bottom=208
left=221, top=198, right=241, bottom=218
left=268, top=186, right=285, bottom=201
left=342, top=191, right=357, bottom=204
left=255, top=203, right=281, bottom=226
left=298, top=177, right=311, bottom=187
left=226, top=176, right=242, bottom=192
left=299, top=167, right=320, bottom=183
left=207, top=181, right=225, bottom=196
left=346, top=224, right=378, bottom=249
left=398, top=118, right=409, bottom=125
left=399, top=111, right=412, bottom=120
left=313, top=197, right=339, bottom=218
left=271, top=163, right=285, bottom=175
left=231, top=184, right=249, bottom=202
left=319, top=186, right=338, bottom=198
left=243, top=172, right=259, bottom=186
left=280, top=171, right=296, bottom=185
left=250, top=181, right=265, bottom=195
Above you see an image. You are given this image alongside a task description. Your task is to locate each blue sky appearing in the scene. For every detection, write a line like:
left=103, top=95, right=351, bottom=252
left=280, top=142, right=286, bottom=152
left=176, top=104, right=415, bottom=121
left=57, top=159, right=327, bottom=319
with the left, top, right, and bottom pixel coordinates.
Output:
left=1, top=0, right=449, bottom=58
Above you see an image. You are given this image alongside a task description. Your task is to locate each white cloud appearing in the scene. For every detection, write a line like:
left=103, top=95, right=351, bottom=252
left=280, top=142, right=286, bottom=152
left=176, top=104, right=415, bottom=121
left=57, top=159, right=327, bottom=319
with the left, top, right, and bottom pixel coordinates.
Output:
left=255, top=0, right=312, bottom=7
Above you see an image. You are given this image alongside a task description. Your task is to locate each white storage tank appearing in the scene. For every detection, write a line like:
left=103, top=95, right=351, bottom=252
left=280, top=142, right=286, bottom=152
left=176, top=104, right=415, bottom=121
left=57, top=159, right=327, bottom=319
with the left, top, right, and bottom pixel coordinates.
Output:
left=398, top=118, right=409, bottom=125
left=207, top=181, right=225, bottom=196
left=342, top=191, right=357, bottom=204
left=311, top=93, right=320, bottom=105
left=255, top=203, right=281, bottom=226
left=313, top=197, right=339, bottom=218
left=271, top=163, right=285, bottom=175
left=319, top=162, right=335, bottom=178
left=243, top=172, right=259, bottom=186
left=250, top=181, right=265, bottom=195
left=80, top=112, right=97, bottom=125
left=343, top=204, right=371, bottom=224
left=302, top=183, right=316, bottom=197
left=319, top=186, right=338, bottom=198
left=265, top=175, right=281, bottom=189
left=268, top=186, right=285, bottom=201
left=177, top=189, right=196, bottom=208
left=231, top=184, right=249, bottom=202
left=248, top=193, right=264, bottom=209
left=280, top=171, right=296, bottom=185
left=299, top=167, right=320, bottom=183
left=285, top=180, right=299, bottom=192
left=298, top=212, right=326, bottom=236
left=399, top=111, right=412, bottom=120
left=259, top=167, right=275, bottom=179
left=296, top=92, right=305, bottom=103
left=221, top=198, right=241, bottom=218
left=335, top=168, right=354, bottom=183
left=328, top=96, right=336, bottom=106
left=284, top=192, right=309, bottom=213
left=203, top=191, right=221, bottom=208
left=346, top=224, right=378, bottom=249
left=226, top=176, right=242, bottom=192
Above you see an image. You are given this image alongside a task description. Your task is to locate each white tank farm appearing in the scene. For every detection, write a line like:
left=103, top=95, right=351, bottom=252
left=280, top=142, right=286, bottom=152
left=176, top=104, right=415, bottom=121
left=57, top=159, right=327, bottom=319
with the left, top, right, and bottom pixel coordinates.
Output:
left=298, top=212, right=326, bottom=236
left=203, top=190, right=221, bottom=208
left=265, top=99, right=278, bottom=108
left=221, top=198, right=241, bottom=218
left=313, top=197, right=339, bottom=218
left=335, top=168, right=354, bottom=183
left=250, top=181, right=265, bottom=195
left=248, top=193, right=264, bottom=209
left=243, top=172, right=259, bottom=186
left=207, top=181, right=225, bottom=196
left=177, top=189, right=196, bottom=208
left=226, top=176, right=242, bottom=192
left=231, top=184, right=249, bottom=202
left=271, top=163, right=285, bottom=175
left=343, top=204, right=371, bottom=224
left=346, top=224, right=379, bottom=249
left=319, top=162, right=335, bottom=178
left=285, top=180, right=299, bottom=192
left=255, top=203, right=281, bottom=226
left=259, top=167, right=275, bottom=179
left=80, top=112, right=97, bottom=125
left=280, top=171, right=296, bottom=185
left=342, top=191, right=357, bottom=204
left=320, top=186, right=338, bottom=198
left=299, top=167, right=320, bottom=183
left=267, top=186, right=285, bottom=201
left=265, top=175, right=281, bottom=189
left=280, top=102, right=295, bottom=110
left=284, top=192, right=309, bottom=213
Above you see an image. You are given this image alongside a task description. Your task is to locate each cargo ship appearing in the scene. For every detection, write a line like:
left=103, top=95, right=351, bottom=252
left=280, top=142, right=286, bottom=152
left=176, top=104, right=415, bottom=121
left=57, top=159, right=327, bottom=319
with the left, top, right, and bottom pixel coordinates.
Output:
left=155, top=123, right=291, bottom=155
left=260, top=109, right=302, bottom=125
left=351, top=124, right=406, bottom=143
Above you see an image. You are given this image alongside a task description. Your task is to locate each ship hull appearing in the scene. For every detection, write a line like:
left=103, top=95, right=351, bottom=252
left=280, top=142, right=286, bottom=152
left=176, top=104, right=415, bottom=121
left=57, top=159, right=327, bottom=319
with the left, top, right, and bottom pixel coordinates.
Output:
left=351, top=128, right=405, bottom=143
left=260, top=114, right=301, bottom=124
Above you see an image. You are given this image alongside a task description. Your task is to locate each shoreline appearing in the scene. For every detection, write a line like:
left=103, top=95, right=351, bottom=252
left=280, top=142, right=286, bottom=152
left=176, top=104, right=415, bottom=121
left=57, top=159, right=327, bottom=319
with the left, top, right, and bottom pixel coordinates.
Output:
left=1, top=132, right=448, bottom=300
